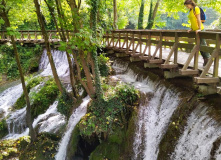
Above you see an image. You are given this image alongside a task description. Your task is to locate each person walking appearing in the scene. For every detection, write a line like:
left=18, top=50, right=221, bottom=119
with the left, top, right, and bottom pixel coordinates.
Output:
left=184, top=0, right=210, bottom=66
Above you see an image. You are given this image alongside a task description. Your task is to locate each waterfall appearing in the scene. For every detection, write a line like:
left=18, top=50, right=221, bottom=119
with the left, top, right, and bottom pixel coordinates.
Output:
left=55, top=96, right=91, bottom=160
left=1, top=49, right=70, bottom=140
left=39, top=49, right=71, bottom=80
left=112, top=60, right=179, bottom=160
left=171, top=105, right=221, bottom=160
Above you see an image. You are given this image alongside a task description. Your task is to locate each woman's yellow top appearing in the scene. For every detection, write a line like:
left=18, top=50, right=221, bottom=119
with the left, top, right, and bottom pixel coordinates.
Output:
left=188, top=6, right=204, bottom=31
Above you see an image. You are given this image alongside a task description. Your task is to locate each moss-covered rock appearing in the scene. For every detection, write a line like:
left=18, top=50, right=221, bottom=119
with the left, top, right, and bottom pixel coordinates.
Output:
left=14, top=76, right=44, bottom=110
left=0, top=136, right=30, bottom=160
left=90, top=141, right=120, bottom=160
left=19, top=133, right=60, bottom=160
left=31, top=78, right=59, bottom=119
left=0, top=119, right=8, bottom=139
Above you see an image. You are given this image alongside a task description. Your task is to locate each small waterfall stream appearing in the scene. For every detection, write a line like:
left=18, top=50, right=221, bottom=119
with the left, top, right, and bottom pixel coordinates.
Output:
left=55, top=96, right=91, bottom=160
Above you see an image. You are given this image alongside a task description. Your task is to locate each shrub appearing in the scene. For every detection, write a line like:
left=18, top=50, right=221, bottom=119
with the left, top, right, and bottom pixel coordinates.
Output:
left=98, top=54, right=110, bottom=77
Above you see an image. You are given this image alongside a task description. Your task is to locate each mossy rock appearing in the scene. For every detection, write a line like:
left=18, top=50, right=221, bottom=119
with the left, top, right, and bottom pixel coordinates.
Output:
left=108, top=127, right=125, bottom=145
left=0, top=136, right=30, bottom=160
left=14, top=76, right=44, bottom=110
left=0, top=119, right=8, bottom=139
left=19, top=133, right=60, bottom=160
left=31, top=78, right=59, bottom=119
left=66, top=124, right=80, bottom=160
left=89, top=142, right=120, bottom=160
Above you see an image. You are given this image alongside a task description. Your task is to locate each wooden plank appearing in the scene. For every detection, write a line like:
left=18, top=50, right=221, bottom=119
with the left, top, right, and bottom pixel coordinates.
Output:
left=161, top=64, right=178, bottom=69
left=194, top=77, right=220, bottom=84
left=149, top=59, right=163, bottom=64
left=179, top=69, right=199, bottom=75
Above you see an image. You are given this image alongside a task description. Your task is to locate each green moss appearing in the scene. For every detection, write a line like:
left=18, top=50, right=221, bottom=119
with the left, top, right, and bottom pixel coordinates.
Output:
left=98, top=54, right=110, bottom=77
left=0, top=119, right=8, bottom=139
left=90, top=142, right=120, bottom=160
left=19, top=133, right=60, bottom=160
left=108, top=127, right=125, bottom=145
left=31, top=78, right=59, bottom=119
left=14, top=76, right=44, bottom=110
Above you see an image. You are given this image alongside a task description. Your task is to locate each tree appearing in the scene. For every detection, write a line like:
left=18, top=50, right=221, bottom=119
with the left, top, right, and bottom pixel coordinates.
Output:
left=146, top=0, right=161, bottom=29
left=33, top=0, right=64, bottom=94
left=0, top=0, right=36, bottom=141
left=138, top=0, right=145, bottom=29
left=113, top=0, right=117, bottom=29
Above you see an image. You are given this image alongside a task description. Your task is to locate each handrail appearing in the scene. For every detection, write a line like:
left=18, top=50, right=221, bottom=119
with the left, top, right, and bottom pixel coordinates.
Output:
left=104, top=29, right=221, bottom=84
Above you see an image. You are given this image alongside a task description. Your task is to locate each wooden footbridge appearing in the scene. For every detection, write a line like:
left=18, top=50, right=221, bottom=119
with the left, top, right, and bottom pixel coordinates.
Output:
left=103, top=30, right=221, bottom=94
left=1, top=29, right=221, bottom=94
left=0, top=30, right=67, bottom=44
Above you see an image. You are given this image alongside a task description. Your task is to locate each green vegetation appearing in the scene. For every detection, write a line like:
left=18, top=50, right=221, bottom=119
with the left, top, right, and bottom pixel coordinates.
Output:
left=19, top=133, right=60, bottom=160
left=0, top=44, right=41, bottom=80
left=14, top=76, right=44, bottom=110
left=57, top=91, right=75, bottom=118
left=31, top=78, right=59, bottom=119
left=79, top=83, right=139, bottom=138
left=0, top=119, right=8, bottom=139
left=98, top=54, right=110, bottom=77
left=0, top=136, right=30, bottom=160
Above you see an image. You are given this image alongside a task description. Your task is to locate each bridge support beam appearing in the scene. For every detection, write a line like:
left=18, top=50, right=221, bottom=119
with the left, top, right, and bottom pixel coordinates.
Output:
left=197, top=84, right=218, bottom=95
left=164, top=71, right=185, bottom=79
left=116, top=53, right=129, bottom=57
left=144, top=63, right=159, bottom=68
left=130, top=57, right=141, bottom=62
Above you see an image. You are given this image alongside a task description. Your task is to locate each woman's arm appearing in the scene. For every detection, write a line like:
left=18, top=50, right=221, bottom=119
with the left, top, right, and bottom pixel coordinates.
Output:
left=196, top=14, right=201, bottom=34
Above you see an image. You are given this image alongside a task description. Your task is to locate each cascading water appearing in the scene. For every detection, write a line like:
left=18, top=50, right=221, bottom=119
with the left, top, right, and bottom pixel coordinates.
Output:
left=112, top=60, right=180, bottom=160
left=55, top=96, right=91, bottom=160
left=171, top=105, right=221, bottom=160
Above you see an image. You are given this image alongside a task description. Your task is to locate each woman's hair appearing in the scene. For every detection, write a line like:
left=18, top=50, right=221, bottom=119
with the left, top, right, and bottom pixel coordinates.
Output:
left=184, top=0, right=197, bottom=7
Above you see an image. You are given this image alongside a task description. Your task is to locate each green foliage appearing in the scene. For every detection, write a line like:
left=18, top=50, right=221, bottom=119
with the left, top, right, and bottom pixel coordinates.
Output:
left=57, top=91, right=74, bottom=118
left=0, top=136, right=30, bottom=160
left=31, top=78, right=59, bottom=119
left=79, top=83, right=139, bottom=138
left=98, top=54, right=110, bottom=77
left=19, top=133, right=60, bottom=160
left=14, top=76, right=44, bottom=110
left=116, top=84, right=139, bottom=106
left=0, top=44, right=41, bottom=80
left=0, top=119, right=8, bottom=139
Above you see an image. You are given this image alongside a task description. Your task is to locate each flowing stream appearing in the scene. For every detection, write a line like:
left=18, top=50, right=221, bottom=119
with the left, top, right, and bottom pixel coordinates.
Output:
left=55, top=96, right=91, bottom=160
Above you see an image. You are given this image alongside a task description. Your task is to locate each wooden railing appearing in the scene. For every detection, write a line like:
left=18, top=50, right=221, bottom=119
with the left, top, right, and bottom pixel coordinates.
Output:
left=0, top=30, right=74, bottom=43
left=104, top=30, right=221, bottom=84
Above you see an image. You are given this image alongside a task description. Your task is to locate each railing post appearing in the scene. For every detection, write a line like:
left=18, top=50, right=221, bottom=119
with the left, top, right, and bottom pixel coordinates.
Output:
left=174, top=32, right=178, bottom=64
left=213, top=33, right=220, bottom=77
left=159, top=32, right=163, bottom=60
left=139, top=31, right=142, bottom=54
left=119, top=32, right=121, bottom=48
left=148, top=32, right=151, bottom=57
left=194, top=34, right=200, bottom=70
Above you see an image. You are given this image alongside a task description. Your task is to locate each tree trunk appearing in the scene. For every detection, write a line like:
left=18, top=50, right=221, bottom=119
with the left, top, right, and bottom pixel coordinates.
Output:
left=0, top=0, right=36, bottom=141
left=34, top=0, right=64, bottom=94
left=113, top=0, right=117, bottom=29
left=146, top=0, right=161, bottom=29
left=138, top=0, right=145, bottom=29
left=91, top=0, right=103, bottom=100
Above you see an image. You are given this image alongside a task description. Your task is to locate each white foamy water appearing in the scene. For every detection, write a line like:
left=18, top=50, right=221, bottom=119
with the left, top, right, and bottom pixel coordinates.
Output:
left=172, top=106, right=221, bottom=160
left=55, top=96, right=91, bottom=160
left=0, top=84, right=23, bottom=118
left=39, top=49, right=71, bottom=80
